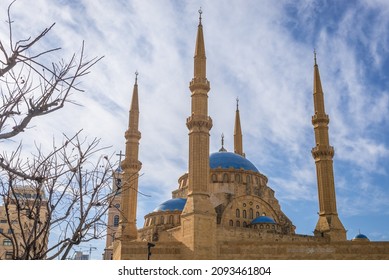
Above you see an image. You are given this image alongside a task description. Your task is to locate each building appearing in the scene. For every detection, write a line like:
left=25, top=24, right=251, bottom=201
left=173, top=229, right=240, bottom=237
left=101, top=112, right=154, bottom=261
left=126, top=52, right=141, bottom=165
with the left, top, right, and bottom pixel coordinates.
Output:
left=0, top=186, right=48, bottom=260
left=103, top=166, right=122, bottom=260
left=107, top=10, right=389, bottom=260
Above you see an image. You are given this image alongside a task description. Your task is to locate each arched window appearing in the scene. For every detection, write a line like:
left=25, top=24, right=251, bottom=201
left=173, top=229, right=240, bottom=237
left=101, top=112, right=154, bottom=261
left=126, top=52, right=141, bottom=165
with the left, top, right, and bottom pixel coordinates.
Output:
left=236, top=209, right=240, bottom=218
left=212, top=174, right=217, bottom=182
left=235, top=174, right=241, bottom=183
left=223, top=173, right=229, bottom=183
left=243, top=221, right=247, bottom=227
left=236, top=221, right=240, bottom=227
left=243, top=210, right=247, bottom=218
left=249, top=208, right=253, bottom=219
left=113, top=215, right=119, bottom=227
left=256, top=211, right=259, bottom=217
left=229, top=220, right=233, bottom=227
left=246, top=175, right=251, bottom=184
left=152, top=217, right=156, bottom=225
left=160, top=216, right=165, bottom=224
left=169, top=215, right=174, bottom=224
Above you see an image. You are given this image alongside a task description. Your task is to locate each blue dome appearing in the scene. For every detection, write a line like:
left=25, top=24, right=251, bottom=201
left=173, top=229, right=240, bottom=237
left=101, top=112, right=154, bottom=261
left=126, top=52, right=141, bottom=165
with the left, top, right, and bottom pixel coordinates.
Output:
left=209, top=152, right=259, bottom=172
left=153, top=198, right=187, bottom=212
left=352, top=233, right=370, bottom=241
left=251, top=216, right=276, bottom=224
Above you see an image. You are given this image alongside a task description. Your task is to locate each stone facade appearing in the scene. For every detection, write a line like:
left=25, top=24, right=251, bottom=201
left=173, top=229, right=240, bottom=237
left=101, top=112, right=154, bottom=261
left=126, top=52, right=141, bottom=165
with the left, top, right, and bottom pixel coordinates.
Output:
left=108, top=11, right=389, bottom=260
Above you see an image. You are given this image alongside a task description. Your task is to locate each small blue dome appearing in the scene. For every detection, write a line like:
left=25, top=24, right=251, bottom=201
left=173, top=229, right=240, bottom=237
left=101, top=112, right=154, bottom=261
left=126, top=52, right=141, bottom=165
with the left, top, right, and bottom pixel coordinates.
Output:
left=251, top=216, right=276, bottom=224
left=209, top=152, right=259, bottom=172
left=352, top=233, right=370, bottom=241
left=153, top=198, right=187, bottom=212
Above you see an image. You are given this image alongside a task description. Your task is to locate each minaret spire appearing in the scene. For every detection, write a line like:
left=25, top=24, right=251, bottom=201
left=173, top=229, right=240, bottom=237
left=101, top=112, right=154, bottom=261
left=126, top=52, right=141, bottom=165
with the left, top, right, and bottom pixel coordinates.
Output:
left=234, top=97, right=244, bottom=156
left=182, top=9, right=216, bottom=259
left=193, top=8, right=206, bottom=80
left=311, top=53, right=346, bottom=241
left=117, top=72, right=142, bottom=244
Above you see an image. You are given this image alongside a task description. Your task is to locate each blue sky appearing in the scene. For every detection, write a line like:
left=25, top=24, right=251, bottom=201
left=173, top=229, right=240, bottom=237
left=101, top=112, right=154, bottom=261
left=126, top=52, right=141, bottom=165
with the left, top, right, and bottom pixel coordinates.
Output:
left=1, top=0, right=389, bottom=258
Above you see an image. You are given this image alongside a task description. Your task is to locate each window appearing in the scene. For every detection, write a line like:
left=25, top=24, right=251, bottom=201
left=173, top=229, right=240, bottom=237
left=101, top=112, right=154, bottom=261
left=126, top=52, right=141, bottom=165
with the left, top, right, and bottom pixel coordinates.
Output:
left=7, top=228, right=13, bottom=234
left=115, top=204, right=120, bottom=209
left=5, top=252, right=13, bottom=260
left=0, top=220, right=7, bottom=224
left=236, top=221, right=240, bottom=227
left=113, top=215, right=119, bottom=227
left=3, top=239, right=12, bottom=246
left=0, top=228, right=3, bottom=233
left=160, top=216, right=164, bottom=224
left=235, top=174, right=240, bottom=183
left=169, top=215, right=174, bottom=224
left=229, top=220, right=233, bottom=226
left=249, top=208, right=253, bottom=219
left=243, top=210, right=247, bottom=219
left=243, top=221, right=247, bottom=227
left=223, top=173, right=229, bottom=183
left=256, top=211, right=259, bottom=217
left=246, top=175, right=251, bottom=184
left=236, top=209, right=240, bottom=218
left=211, top=174, right=217, bottom=182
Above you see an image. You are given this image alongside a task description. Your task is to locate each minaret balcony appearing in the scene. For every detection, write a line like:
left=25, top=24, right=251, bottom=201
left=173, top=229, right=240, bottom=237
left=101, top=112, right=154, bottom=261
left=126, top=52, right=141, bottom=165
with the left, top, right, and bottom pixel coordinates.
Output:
left=125, top=130, right=141, bottom=140
left=189, top=78, right=210, bottom=91
left=312, top=113, right=329, bottom=125
left=311, top=145, right=335, bottom=159
left=121, top=159, right=142, bottom=172
left=186, top=115, right=213, bottom=131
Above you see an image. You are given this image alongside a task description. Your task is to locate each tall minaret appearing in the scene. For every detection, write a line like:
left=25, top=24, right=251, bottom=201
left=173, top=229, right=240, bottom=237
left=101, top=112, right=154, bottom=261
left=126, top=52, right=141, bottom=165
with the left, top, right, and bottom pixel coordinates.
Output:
left=311, top=53, right=346, bottom=241
left=234, top=98, right=244, bottom=157
left=118, top=72, right=142, bottom=242
left=181, top=9, right=216, bottom=259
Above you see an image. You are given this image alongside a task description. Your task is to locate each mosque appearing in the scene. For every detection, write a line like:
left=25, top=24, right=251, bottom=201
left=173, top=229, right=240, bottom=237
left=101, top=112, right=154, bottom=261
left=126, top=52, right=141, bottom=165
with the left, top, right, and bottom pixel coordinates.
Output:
left=104, top=10, right=389, bottom=260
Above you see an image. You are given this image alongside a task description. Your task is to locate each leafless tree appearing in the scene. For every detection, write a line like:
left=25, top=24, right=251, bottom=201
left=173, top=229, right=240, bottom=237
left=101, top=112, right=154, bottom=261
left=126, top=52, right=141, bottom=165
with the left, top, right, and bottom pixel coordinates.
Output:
left=0, top=133, right=118, bottom=259
left=0, top=1, right=118, bottom=260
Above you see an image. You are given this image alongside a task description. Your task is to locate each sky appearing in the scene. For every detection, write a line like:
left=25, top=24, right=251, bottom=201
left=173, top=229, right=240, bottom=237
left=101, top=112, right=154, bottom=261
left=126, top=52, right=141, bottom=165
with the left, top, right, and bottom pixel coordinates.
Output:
left=1, top=0, right=389, bottom=259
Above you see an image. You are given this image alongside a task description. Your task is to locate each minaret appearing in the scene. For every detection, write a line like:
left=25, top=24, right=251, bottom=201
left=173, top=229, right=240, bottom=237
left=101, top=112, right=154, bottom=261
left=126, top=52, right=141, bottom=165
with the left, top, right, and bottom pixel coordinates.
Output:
left=234, top=98, right=244, bottom=156
left=181, top=9, right=216, bottom=259
left=311, top=53, right=346, bottom=241
left=118, top=72, right=142, bottom=242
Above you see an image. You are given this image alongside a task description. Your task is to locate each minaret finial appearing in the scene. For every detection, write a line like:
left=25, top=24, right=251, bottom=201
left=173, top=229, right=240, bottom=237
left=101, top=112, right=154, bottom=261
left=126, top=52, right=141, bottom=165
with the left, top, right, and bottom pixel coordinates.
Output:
left=236, top=97, right=239, bottom=110
left=198, top=7, right=202, bottom=25
left=314, top=49, right=317, bottom=65
left=135, top=70, right=139, bottom=85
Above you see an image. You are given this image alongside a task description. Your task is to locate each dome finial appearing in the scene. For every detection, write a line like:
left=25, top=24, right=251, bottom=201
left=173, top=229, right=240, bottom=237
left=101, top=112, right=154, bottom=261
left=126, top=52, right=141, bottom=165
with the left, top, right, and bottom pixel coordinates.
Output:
left=219, top=133, right=227, bottom=152
left=198, top=7, right=203, bottom=25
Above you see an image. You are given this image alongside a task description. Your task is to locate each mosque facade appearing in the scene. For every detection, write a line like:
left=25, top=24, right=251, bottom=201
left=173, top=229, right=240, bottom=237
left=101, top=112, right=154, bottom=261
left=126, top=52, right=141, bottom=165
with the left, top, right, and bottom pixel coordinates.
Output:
left=105, top=11, right=389, bottom=260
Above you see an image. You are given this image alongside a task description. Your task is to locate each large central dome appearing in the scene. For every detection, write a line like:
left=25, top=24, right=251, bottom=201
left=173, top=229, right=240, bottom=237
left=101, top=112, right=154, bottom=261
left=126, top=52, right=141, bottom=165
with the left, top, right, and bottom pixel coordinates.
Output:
left=209, top=152, right=259, bottom=172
